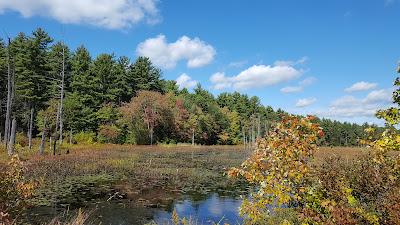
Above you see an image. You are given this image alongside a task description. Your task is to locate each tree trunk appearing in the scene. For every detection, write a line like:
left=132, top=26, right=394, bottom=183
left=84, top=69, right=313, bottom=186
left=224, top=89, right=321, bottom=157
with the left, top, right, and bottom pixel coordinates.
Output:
left=242, top=125, right=246, bottom=150
left=4, top=38, right=12, bottom=146
left=28, top=107, right=34, bottom=149
left=53, top=104, right=60, bottom=155
left=150, top=127, right=153, bottom=145
left=39, top=117, right=46, bottom=155
left=59, top=45, right=65, bottom=144
left=69, top=128, right=73, bottom=144
left=192, top=129, right=195, bottom=146
left=7, top=118, right=16, bottom=156
left=49, top=136, right=52, bottom=152
left=257, top=115, right=260, bottom=138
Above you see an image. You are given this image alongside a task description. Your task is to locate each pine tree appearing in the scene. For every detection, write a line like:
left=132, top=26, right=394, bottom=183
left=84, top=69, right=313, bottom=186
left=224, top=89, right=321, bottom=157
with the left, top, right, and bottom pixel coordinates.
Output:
left=113, top=56, right=133, bottom=104
left=130, top=56, right=163, bottom=93
left=69, top=46, right=99, bottom=131
left=91, top=53, right=117, bottom=104
left=70, top=45, right=99, bottom=105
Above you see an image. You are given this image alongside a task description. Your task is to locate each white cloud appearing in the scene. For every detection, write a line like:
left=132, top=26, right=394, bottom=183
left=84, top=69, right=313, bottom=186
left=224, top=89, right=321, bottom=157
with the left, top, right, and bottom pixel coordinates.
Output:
left=318, top=89, right=393, bottom=118
left=299, top=77, right=316, bottom=86
left=136, top=34, right=216, bottom=69
left=281, top=86, right=303, bottom=93
left=296, top=98, right=317, bottom=107
left=0, top=0, right=160, bottom=29
left=228, top=60, right=248, bottom=68
left=345, top=81, right=378, bottom=92
left=176, top=73, right=198, bottom=90
left=363, top=89, right=393, bottom=104
left=210, top=63, right=302, bottom=90
left=280, top=76, right=316, bottom=93
left=274, top=56, right=308, bottom=67
left=210, top=72, right=232, bottom=90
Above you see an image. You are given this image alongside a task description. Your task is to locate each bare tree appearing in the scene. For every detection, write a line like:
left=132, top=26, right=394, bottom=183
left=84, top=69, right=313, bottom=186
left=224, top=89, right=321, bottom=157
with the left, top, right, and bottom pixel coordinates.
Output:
left=4, top=38, right=12, bottom=146
left=69, top=128, right=73, bottom=144
left=7, top=118, right=16, bottom=155
left=53, top=104, right=60, bottom=155
left=28, top=107, right=34, bottom=149
left=39, top=117, right=47, bottom=155
left=242, top=125, right=246, bottom=150
left=257, top=115, right=261, bottom=139
left=59, top=44, right=65, bottom=144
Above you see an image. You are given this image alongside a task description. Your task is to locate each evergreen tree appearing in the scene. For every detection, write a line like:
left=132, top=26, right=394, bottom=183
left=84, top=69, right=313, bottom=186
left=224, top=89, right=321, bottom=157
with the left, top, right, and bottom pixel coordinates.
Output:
left=130, top=56, right=163, bottom=93
left=113, top=56, right=133, bottom=104
left=70, top=45, right=100, bottom=106
left=69, top=46, right=99, bottom=131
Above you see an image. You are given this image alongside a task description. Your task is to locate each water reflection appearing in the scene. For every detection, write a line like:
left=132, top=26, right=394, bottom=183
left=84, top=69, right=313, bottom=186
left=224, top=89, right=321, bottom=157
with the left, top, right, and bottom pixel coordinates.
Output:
left=24, top=193, right=243, bottom=225
left=154, top=193, right=243, bottom=225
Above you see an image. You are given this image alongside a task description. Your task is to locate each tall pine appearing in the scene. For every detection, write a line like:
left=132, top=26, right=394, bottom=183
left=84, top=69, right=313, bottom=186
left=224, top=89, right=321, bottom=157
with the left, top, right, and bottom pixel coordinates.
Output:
left=130, top=56, right=163, bottom=93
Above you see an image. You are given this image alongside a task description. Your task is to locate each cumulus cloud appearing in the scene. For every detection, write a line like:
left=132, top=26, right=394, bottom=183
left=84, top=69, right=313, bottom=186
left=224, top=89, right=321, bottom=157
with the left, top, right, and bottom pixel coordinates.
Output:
left=176, top=73, right=198, bottom=90
left=345, top=81, right=378, bottom=92
left=210, top=63, right=302, bottom=90
left=296, top=98, right=317, bottom=108
left=0, top=0, right=160, bottom=29
left=280, top=77, right=316, bottom=93
left=318, top=89, right=393, bottom=118
left=136, top=34, right=216, bottom=69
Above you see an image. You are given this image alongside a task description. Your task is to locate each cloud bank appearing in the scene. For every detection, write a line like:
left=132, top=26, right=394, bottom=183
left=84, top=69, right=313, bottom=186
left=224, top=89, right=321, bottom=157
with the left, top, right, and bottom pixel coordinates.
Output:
left=0, top=0, right=160, bottom=29
left=318, top=89, right=393, bottom=118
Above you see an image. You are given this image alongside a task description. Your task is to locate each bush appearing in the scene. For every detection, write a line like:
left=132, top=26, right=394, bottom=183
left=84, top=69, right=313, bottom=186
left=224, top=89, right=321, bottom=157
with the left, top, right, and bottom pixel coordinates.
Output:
left=73, top=131, right=96, bottom=144
left=15, top=132, right=28, bottom=147
left=229, top=115, right=400, bottom=225
left=0, top=155, right=36, bottom=223
left=97, top=124, right=121, bottom=144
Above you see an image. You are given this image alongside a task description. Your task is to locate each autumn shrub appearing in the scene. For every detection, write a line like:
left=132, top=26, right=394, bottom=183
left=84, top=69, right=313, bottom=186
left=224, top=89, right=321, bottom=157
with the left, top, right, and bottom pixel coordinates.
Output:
left=0, top=155, right=36, bottom=224
left=97, top=124, right=122, bottom=144
left=73, top=131, right=96, bottom=144
left=229, top=115, right=400, bottom=225
left=229, top=115, right=323, bottom=223
left=15, top=132, right=28, bottom=147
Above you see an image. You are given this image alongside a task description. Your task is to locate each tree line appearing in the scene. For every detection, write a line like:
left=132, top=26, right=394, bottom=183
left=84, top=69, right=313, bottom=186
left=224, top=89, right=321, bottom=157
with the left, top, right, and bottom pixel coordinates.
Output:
left=0, top=28, right=382, bottom=153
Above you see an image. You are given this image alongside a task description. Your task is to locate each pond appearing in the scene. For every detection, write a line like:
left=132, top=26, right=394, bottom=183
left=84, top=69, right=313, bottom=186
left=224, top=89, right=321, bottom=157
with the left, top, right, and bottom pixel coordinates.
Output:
left=23, top=193, right=243, bottom=225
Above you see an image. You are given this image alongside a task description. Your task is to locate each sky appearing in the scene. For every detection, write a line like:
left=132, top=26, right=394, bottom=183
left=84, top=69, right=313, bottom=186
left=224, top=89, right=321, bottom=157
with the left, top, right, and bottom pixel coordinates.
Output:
left=0, top=0, right=399, bottom=125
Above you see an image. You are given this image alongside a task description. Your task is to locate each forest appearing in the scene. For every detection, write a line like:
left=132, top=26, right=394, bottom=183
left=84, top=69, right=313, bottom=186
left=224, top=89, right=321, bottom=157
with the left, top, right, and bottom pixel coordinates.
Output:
left=0, top=28, right=383, bottom=150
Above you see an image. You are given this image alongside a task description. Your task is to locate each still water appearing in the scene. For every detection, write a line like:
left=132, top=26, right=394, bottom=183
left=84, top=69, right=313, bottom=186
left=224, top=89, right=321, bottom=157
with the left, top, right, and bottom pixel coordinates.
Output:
left=25, top=193, right=243, bottom=225
left=154, top=193, right=243, bottom=225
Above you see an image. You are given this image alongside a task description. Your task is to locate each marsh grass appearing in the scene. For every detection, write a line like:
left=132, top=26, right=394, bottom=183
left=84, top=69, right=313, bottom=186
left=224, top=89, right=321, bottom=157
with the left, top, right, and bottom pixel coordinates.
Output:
left=3, top=144, right=250, bottom=224
left=0, top=143, right=377, bottom=224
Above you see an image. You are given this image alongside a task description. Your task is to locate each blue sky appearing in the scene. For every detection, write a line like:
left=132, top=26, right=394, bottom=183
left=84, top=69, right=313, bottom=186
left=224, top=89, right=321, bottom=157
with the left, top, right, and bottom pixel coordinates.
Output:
left=0, top=0, right=399, bottom=124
